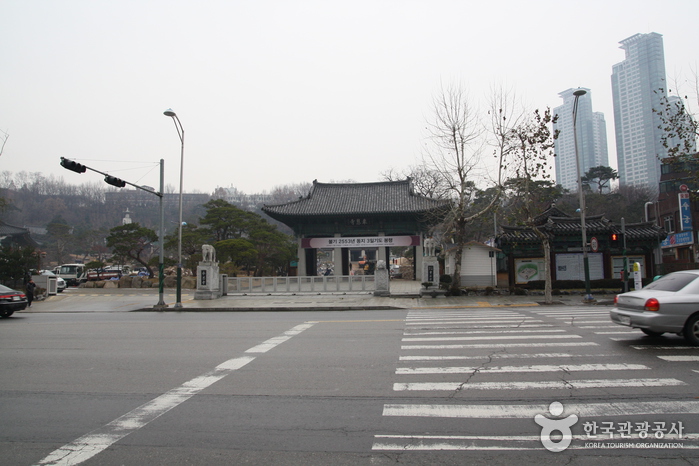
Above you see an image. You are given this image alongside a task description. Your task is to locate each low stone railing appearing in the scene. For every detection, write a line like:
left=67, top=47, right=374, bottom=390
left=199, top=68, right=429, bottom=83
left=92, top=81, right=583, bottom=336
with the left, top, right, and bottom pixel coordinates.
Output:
left=226, top=275, right=377, bottom=294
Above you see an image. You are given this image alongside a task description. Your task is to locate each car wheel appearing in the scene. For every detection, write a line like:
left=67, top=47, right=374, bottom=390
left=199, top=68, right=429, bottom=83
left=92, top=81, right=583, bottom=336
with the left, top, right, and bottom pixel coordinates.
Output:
left=683, top=314, right=699, bottom=346
left=641, top=329, right=664, bottom=337
left=0, top=310, right=14, bottom=318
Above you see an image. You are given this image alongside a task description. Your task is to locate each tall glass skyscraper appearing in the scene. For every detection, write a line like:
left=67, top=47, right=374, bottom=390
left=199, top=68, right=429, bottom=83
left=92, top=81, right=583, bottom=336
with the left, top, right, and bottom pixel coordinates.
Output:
left=611, top=32, right=667, bottom=194
left=553, top=88, right=609, bottom=192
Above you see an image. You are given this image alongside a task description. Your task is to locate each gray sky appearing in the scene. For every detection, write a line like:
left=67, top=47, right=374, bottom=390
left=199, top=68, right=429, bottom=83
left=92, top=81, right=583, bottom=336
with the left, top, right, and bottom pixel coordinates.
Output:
left=2, top=0, right=698, bottom=195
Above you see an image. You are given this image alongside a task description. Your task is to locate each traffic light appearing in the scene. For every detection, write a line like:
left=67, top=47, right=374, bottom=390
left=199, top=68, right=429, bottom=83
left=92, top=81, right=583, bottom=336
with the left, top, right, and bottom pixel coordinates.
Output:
left=610, top=232, right=623, bottom=247
left=104, top=175, right=126, bottom=188
left=60, top=157, right=86, bottom=173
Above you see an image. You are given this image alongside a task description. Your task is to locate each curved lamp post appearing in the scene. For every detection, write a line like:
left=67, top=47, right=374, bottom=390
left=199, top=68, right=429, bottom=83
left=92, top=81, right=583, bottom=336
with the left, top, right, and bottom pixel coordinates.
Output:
left=163, top=108, right=184, bottom=308
left=572, top=89, right=593, bottom=303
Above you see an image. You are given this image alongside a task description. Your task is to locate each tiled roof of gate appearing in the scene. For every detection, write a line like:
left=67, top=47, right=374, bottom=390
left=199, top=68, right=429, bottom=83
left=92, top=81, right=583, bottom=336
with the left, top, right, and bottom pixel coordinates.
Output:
left=262, top=179, right=449, bottom=217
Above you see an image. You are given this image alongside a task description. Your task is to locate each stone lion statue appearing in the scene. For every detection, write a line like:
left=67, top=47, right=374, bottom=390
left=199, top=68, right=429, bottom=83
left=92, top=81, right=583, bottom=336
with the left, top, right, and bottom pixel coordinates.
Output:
left=202, top=244, right=216, bottom=263
left=424, top=237, right=436, bottom=257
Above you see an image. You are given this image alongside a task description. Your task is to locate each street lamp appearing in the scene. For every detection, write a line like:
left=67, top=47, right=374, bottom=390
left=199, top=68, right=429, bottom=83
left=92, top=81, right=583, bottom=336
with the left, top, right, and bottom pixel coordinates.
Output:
left=572, top=88, right=593, bottom=303
left=163, top=108, right=184, bottom=309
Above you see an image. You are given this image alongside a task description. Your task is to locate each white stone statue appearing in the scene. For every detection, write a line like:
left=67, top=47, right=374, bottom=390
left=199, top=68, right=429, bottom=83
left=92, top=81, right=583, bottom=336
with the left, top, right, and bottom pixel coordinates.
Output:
left=424, top=237, right=436, bottom=257
left=202, top=244, right=216, bottom=263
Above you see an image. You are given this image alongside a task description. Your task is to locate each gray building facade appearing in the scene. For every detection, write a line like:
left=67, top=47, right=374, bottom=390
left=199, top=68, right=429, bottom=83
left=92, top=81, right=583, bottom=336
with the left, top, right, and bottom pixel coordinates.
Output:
left=553, top=88, right=609, bottom=192
left=611, top=32, right=668, bottom=194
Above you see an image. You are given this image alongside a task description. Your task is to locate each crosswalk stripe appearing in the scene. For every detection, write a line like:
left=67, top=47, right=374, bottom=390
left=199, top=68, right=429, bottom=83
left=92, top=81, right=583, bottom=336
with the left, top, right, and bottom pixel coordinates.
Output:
left=398, top=353, right=604, bottom=361
left=556, top=317, right=609, bottom=324
left=402, top=334, right=580, bottom=342
left=657, top=355, right=699, bottom=361
left=382, top=400, right=699, bottom=417
left=406, top=320, right=544, bottom=325
left=402, top=342, right=599, bottom=349
left=395, top=363, right=648, bottom=375
left=393, top=378, right=685, bottom=391
left=372, top=434, right=699, bottom=451
left=404, top=329, right=566, bottom=335
left=404, top=324, right=553, bottom=329
left=632, top=346, right=699, bottom=350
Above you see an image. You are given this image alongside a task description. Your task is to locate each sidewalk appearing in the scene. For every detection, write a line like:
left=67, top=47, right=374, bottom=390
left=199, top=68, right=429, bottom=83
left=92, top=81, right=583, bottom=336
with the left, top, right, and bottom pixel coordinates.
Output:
left=28, top=286, right=617, bottom=314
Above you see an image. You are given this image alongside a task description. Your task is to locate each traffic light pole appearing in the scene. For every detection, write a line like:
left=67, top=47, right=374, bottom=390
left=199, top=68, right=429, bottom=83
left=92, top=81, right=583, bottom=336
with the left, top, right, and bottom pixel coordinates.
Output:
left=59, top=157, right=167, bottom=308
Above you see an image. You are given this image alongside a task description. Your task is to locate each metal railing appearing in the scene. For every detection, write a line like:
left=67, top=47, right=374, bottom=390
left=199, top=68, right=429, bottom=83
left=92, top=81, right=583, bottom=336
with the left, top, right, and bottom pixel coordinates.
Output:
left=226, top=275, right=376, bottom=294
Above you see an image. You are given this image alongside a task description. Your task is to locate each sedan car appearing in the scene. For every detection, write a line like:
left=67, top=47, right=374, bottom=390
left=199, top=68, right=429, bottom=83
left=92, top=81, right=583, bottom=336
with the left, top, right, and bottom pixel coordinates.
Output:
left=0, top=284, right=28, bottom=318
left=610, top=270, right=699, bottom=345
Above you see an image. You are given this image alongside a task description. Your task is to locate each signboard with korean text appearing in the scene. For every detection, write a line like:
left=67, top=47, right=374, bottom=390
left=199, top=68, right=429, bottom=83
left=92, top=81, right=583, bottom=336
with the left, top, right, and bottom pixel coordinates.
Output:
left=301, top=235, right=421, bottom=249
left=554, top=253, right=604, bottom=281
left=679, top=192, right=692, bottom=231
left=661, top=230, right=694, bottom=249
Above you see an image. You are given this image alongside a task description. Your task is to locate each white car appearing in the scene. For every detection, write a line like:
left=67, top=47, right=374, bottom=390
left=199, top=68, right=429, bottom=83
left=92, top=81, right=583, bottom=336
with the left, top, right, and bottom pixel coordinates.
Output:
left=610, top=270, right=699, bottom=345
left=40, top=270, right=67, bottom=293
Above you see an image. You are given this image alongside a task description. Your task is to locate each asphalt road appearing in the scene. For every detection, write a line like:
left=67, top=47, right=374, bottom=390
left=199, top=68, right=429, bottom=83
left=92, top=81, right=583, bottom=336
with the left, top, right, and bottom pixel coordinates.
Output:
left=1, top=303, right=698, bottom=465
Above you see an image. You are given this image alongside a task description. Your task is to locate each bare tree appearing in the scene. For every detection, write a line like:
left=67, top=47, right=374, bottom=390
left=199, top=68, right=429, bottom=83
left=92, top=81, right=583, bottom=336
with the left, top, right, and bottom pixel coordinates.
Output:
left=0, top=129, right=8, bottom=157
left=654, top=71, right=699, bottom=194
left=507, top=108, right=559, bottom=304
left=422, top=83, right=516, bottom=291
left=381, top=165, right=448, bottom=199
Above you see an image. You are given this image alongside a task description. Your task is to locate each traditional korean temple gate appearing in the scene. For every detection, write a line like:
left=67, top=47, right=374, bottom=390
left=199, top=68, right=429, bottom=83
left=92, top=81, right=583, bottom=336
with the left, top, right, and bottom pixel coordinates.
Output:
left=262, top=179, right=449, bottom=282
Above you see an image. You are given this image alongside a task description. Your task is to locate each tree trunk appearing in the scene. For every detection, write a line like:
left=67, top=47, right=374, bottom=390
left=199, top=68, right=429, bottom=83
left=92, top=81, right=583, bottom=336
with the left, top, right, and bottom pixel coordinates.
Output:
left=542, top=236, right=553, bottom=304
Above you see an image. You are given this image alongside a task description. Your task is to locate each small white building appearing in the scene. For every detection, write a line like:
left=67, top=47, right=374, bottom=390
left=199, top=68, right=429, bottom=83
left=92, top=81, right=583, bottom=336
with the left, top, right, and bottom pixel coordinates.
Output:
left=444, top=241, right=499, bottom=287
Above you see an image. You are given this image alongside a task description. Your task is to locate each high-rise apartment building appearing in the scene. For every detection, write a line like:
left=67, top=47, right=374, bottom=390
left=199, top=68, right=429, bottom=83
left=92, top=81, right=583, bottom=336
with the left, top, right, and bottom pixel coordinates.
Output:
left=611, top=32, right=667, bottom=194
left=553, top=88, right=609, bottom=192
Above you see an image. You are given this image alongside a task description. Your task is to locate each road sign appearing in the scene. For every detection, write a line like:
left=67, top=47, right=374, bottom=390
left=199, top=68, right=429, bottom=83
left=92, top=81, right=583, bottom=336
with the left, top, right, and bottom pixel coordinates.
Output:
left=590, top=236, right=599, bottom=252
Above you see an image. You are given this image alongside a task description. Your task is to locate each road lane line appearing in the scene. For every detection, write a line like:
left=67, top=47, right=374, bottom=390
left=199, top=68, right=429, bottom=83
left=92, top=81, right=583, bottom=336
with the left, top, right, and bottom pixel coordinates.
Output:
left=35, top=321, right=318, bottom=466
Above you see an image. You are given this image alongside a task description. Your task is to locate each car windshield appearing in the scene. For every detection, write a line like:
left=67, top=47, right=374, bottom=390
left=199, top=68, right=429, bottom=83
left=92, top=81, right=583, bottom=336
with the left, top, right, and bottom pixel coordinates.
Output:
left=0, top=285, right=17, bottom=293
left=644, top=273, right=699, bottom=292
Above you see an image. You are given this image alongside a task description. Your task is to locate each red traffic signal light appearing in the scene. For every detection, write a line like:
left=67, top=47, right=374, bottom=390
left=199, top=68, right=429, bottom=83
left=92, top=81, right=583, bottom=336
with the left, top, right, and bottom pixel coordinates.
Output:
left=610, top=232, right=623, bottom=246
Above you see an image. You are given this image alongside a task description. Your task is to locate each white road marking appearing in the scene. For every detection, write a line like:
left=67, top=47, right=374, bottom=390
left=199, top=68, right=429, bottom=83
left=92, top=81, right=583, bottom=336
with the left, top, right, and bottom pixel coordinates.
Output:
left=382, top=400, right=699, bottom=417
left=35, top=321, right=318, bottom=466
left=402, top=341, right=599, bottom=350
left=594, top=331, right=637, bottom=334
left=402, top=334, right=580, bottom=342
left=405, top=320, right=544, bottom=325
left=395, top=363, right=648, bottom=375
left=404, top=329, right=566, bottom=335
left=393, top=378, right=685, bottom=391
left=580, top=325, right=623, bottom=329
left=398, top=353, right=596, bottom=361
left=632, top=345, right=699, bottom=350
left=372, top=433, right=699, bottom=451
left=556, top=319, right=612, bottom=323
left=657, top=355, right=699, bottom=361
left=404, top=324, right=553, bottom=329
